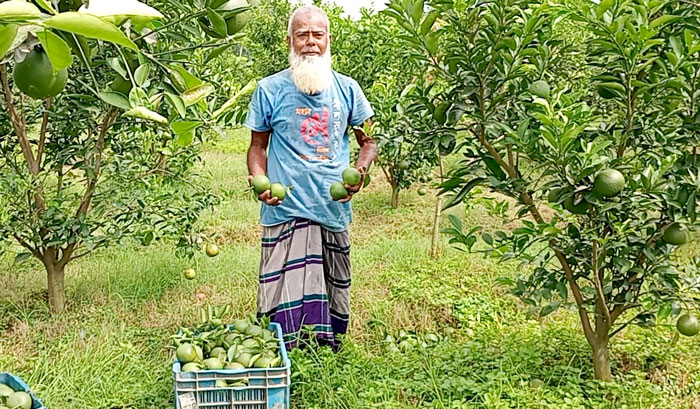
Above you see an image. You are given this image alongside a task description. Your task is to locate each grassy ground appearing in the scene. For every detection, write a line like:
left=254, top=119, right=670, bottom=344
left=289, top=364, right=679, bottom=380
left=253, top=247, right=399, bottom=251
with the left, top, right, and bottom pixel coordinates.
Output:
left=1, top=129, right=699, bottom=409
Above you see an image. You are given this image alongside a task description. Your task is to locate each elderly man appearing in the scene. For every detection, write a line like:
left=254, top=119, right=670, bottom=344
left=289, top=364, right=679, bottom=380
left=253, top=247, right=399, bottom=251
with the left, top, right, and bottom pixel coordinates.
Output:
left=244, top=5, right=377, bottom=350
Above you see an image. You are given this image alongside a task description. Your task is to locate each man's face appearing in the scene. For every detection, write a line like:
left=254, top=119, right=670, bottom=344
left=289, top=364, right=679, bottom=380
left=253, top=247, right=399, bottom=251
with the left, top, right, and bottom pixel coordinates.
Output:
left=287, top=12, right=331, bottom=57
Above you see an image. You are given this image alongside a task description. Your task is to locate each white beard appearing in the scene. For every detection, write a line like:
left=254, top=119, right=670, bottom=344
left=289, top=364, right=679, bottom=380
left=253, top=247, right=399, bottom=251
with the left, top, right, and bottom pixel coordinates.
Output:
left=289, top=48, right=333, bottom=95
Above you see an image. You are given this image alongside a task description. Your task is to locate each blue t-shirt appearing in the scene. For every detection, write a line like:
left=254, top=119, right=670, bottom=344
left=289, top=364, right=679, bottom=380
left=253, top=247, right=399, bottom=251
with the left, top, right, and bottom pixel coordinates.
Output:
left=244, top=69, right=374, bottom=232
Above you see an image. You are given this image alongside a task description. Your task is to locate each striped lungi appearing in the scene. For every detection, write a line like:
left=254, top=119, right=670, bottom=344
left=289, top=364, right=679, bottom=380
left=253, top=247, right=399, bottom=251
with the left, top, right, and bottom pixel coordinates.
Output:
left=257, top=219, right=351, bottom=349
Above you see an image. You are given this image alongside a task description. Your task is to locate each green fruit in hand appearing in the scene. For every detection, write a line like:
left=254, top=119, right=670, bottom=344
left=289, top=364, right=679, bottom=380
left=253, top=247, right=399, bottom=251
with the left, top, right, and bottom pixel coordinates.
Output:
left=13, top=47, right=68, bottom=100
left=182, top=362, right=200, bottom=372
left=330, top=182, right=349, bottom=201
left=233, top=319, right=250, bottom=333
left=176, top=343, right=198, bottom=363
left=205, top=243, right=219, bottom=257
left=342, top=168, right=362, bottom=186
left=677, top=314, right=699, bottom=337
left=6, top=392, right=31, bottom=409
left=183, top=268, right=196, bottom=280
left=529, top=80, right=550, bottom=98
left=269, top=183, right=286, bottom=200
left=594, top=169, right=625, bottom=197
left=245, top=325, right=263, bottom=337
left=203, top=357, right=224, bottom=370
left=417, top=187, right=428, bottom=196
left=563, top=196, right=589, bottom=214
left=215, top=379, right=228, bottom=388
left=0, top=384, right=13, bottom=399
left=663, top=223, right=690, bottom=246
left=251, top=175, right=271, bottom=195
left=225, top=362, right=246, bottom=370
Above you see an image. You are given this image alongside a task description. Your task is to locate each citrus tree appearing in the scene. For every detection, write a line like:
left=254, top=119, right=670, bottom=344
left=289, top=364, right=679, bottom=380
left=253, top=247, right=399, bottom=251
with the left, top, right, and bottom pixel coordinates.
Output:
left=389, top=0, right=700, bottom=380
left=0, top=0, right=255, bottom=313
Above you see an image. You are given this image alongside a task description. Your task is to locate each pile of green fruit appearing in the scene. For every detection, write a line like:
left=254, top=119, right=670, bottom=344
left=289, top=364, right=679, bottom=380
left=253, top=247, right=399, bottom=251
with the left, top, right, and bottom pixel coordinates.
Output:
left=172, top=306, right=284, bottom=383
left=0, top=383, right=33, bottom=409
left=381, top=330, right=442, bottom=353
left=250, top=175, right=289, bottom=201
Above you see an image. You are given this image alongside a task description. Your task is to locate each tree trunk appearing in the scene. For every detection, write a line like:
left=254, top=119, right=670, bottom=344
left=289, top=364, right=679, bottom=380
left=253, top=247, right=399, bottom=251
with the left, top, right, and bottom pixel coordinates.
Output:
left=44, top=258, right=66, bottom=313
left=592, top=339, right=612, bottom=381
left=390, top=184, right=400, bottom=208
left=430, top=195, right=443, bottom=258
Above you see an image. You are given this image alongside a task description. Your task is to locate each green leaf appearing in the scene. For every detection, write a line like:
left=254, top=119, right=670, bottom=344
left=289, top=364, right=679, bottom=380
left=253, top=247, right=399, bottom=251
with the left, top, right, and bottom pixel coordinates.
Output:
left=36, top=30, right=72, bottom=71
left=172, top=120, right=202, bottom=147
left=207, top=9, right=228, bottom=38
left=182, top=84, right=214, bottom=106
left=43, top=12, right=138, bottom=51
left=13, top=252, right=32, bottom=264
left=419, top=10, right=439, bottom=36
left=99, top=91, right=131, bottom=110
left=0, top=1, right=41, bottom=23
left=0, top=24, right=18, bottom=58
left=212, top=79, right=257, bottom=119
left=134, top=64, right=151, bottom=87
left=410, top=0, right=424, bottom=24
left=170, top=65, right=202, bottom=91
left=658, top=303, right=672, bottom=320
left=424, top=32, right=439, bottom=55
left=595, top=0, right=615, bottom=17
left=540, top=302, right=561, bottom=317
left=165, top=92, right=187, bottom=119
left=206, top=43, right=233, bottom=63
left=123, top=106, right=168, bottom=125
left=34, top=0, right=57, bottom=15
left=649, top=15, right=681, bottom=30
left=443, top=177, right=485, bottom=211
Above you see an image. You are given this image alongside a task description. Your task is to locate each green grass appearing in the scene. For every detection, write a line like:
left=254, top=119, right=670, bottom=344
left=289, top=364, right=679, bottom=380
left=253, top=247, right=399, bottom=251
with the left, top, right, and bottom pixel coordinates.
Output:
left=1, top=131, right=699, bottom=409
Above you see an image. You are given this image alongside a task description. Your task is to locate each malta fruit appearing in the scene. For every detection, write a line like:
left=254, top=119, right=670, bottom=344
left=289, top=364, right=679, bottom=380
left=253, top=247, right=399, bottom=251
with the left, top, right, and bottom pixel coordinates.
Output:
left=529, top=80, right=550, bottom=98
left=269, top=183, right=286, bottom=200
left=342, top=168, right=362, bottom=186
left=251, top=175, right=270, bottom=195
left=181, top=362, right=200, bottom=372
left=563, top=196, right=589, bottom=214
left=663, top=223, right=690, bottom=246
left=184, top=268, right=196, bottom=280
left=203, top=357, right=224, bottom=370
left=225, top=362, right=245, bottom=370
left=13, top=47, right=68, bottom=100
left=593, top=169, right=625, bottom=197
left=677, top=314, right=699, bottom=337
left=0, top=384, right=12, bottom=400
left=417, top=187, right=428, bottom=196
left=6, top=391, right=32, bottom=409
left=176, top=343, right=198, bottom=363
left=233, top=319, right=250, bottom=333
left=205, top=243, right=219, bottom=257
left=330, top=182, right=348, bottom=201
left=398, top=160, right=410, bottom=170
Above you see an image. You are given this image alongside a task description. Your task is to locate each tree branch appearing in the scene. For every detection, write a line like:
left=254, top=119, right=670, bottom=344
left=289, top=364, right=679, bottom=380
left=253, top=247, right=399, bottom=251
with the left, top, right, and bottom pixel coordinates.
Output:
left=13, top=234, right=41, bottom=258
left=0, top=64, right=37, bottom=174
left=592, top=239, right=612, bottom=325
left=37, top=98, right=51, bottom=168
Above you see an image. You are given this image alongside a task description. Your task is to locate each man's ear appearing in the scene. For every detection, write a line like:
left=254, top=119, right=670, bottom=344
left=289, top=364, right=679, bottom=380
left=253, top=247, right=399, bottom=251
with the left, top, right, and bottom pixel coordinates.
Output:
left=286, top=35, right=291, bottom=49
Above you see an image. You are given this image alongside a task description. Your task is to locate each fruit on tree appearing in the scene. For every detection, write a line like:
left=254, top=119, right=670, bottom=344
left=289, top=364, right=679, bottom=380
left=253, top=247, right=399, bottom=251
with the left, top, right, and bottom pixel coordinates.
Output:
left=184, top=268, right=196, bottom=280
left=529, top=80, right=550, bottom=98
left=13, top=47, right=68, bottom=100
left=677, top=314, right=699, bottom=337
left=398, top=160, right=410, bottom=170
left=663, top=223, right=690, bottom=246
left=563, top=196, right=590, bottom=214
left=330, top=182, right=348, bottom=201
left=594, top=169, right=625, bottom=197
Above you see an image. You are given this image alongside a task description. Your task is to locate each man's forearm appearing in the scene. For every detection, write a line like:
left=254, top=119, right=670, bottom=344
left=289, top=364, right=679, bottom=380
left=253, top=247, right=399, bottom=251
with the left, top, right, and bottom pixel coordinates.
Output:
left=356, top=139, right=377, bottom=172
left=247, top=146, right=268, bottom=176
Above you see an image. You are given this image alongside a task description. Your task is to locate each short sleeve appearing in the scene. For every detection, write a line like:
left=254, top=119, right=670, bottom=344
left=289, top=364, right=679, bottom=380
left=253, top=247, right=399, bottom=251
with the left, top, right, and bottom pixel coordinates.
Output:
left=348, top=79, right=374, bottom=127
left=244, top=83, right=273, bottom=132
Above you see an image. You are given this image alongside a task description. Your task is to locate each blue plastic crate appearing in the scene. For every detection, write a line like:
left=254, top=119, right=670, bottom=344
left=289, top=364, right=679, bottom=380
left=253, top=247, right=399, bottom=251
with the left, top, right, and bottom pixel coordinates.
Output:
left=0, top=372, right=45, bottom=409
left=172, top=322, right=290, bottom=409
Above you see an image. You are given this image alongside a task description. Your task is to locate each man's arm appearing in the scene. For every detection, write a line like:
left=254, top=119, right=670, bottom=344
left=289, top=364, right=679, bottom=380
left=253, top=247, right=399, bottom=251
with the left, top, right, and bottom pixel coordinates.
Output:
left=338, top=119, right=378, bottom=202
left=247, top=130, right=281, bottom=206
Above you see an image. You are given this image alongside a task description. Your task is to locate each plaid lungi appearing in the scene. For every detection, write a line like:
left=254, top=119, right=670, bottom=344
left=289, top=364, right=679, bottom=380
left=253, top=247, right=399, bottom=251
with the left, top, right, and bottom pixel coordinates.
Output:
left=257, top=219, right=351, bottom=349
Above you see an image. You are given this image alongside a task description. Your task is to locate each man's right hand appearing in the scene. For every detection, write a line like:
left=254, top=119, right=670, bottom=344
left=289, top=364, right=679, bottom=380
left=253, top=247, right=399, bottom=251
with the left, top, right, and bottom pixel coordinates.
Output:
left=248, top=175, right=283, bottom=206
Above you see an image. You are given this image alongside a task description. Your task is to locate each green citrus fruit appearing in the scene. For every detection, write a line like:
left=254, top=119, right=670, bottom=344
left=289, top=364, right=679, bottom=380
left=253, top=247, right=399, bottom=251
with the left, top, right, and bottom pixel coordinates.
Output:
left=209, top=347, right=226, bottom=359
left=398, top=340, right=412, bottom=352
left=215, top=379, right=228, bottom=388
left=225, top=362, right=246, bottom=370
left=594, top=169, right=625, bottom=197
left=330, top=182, right=348, bottom=201
left=205, top=243, right=219, bottom=257
left=13, top=47, right=68, bottom=100
left=663, top=223, right=690, bottom=246
left=242, top=338, right=258, bottom=348
left=251, top=175, right=270, bottom=194
left=677, top=314, right=699, bottom=337
left=226, top=9, right=250, bottom=35
left=6, top=391, right=32, bottom=409
left=269, top=183, right=286, bottom=200
left=203, top=357, right=224, bottom=370
left=529, top=378, right=545, bottom=389
left=176, top=343, right=198, bottom=363
left=233, top=319, right=250, bottom=333
left=0, top=384, right=13, bottom=399
left=563, top=196, right=589, bottom=214
left=245, top=325, right=263, bottom=337
left=182, top=362, right=201, bottom=372
left=417, top=187, right=428, bottom=196
left=548, top=187, right=565, bottom=203
left=529, top=80, right=550, bottom=98
left=253, top=357, right=271, bottom=368
left=184, top=268, right=196, bottom=280
left=235, top=352, right=253, bottom=367
left=342, top=168, right=362, bottom=186
left=398, top=160, right=410, bottom=170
